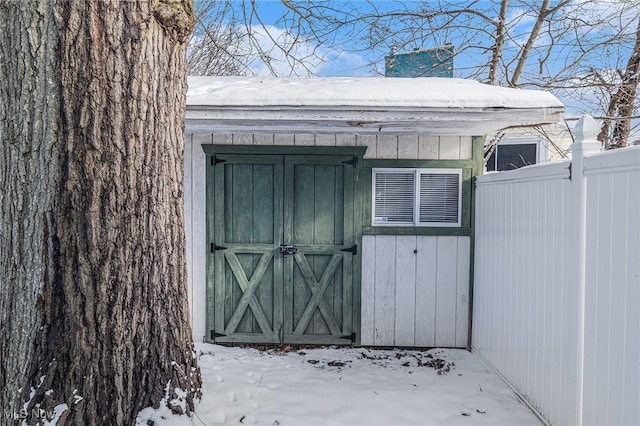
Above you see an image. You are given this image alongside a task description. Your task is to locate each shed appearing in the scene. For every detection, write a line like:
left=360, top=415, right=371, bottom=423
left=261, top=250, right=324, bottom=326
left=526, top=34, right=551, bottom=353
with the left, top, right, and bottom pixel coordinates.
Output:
left=184, top=76, right=563, bottom=348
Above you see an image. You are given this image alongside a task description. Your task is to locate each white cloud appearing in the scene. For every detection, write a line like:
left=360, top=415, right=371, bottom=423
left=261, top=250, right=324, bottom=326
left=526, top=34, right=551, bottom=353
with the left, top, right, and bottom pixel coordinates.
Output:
left=241, top=25, right=370, bottom=77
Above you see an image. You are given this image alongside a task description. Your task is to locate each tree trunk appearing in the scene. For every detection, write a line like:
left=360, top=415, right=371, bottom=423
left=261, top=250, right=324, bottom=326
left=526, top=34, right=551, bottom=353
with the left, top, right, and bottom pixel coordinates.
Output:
left=488, top=0, right=509, bottom=85
left=599, top=18, right=640, bottom=148
left=0, top=1, right=200, bottom=424
left=509, top=0, right=550, bottom=87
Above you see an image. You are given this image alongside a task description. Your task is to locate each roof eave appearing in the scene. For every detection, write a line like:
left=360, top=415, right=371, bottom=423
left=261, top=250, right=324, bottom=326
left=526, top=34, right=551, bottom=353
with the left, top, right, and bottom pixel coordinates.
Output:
left=185, top=105, right=565, bottom=136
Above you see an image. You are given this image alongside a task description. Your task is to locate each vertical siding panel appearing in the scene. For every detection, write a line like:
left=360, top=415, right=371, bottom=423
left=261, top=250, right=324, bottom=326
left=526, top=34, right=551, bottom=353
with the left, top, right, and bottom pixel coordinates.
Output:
left=184, top=133, right=193, bottom=327
left=376, top=135, right=398, bottom=159
left=455, top=236, right=470, bottom=347
left=418, top=135, right=439, bottom=159
left=190, top=133, right=210, bottom=342
left=211, top=133, right=233, bottom=144
left=394, top=236, right=417, bottom=346
left=415, top=236, right=437, bottom=347
left=398, top=135, right=418, bottom=159
left=439, top=136, right=460, bottom=159
left=358, top=134, right=377, bottom=159
left=435, top=236, right=457, bottom=346
left=336, top=134, right=357, bottom=146
left=294, top=133, right=315, bottom=146
left=360, top=235, right=376, bottom=346
left=274, top=134, right=294, bottom=145
left=315, top=134, right=336, bottom=146
left=459, top=136, right=473, bottom=160
left=233, top=133, right=253, bottom=145
left=374, top=235, right=396, bottom=345
left=253, top=134, right=274, bottom=145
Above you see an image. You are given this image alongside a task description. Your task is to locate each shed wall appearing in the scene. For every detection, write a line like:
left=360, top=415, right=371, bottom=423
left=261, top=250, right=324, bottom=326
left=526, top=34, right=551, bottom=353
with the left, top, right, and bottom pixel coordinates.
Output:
left=185, top=132, right=474, bottom=345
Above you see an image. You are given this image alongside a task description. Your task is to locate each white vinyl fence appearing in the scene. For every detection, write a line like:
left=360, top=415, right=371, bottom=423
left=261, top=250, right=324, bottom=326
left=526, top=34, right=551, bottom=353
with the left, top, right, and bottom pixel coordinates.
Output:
left=473, top=115, right=640, bottom=426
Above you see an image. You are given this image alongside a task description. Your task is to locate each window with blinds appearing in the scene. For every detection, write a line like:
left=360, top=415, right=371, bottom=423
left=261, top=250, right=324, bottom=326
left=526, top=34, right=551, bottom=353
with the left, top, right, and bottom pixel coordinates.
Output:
left=373, top=168, right=461, bottom=227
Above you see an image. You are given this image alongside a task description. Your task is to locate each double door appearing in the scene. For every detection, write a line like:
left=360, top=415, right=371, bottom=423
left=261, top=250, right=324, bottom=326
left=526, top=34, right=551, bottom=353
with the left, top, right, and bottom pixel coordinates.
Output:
left=210, top=154, right=358, bottom=345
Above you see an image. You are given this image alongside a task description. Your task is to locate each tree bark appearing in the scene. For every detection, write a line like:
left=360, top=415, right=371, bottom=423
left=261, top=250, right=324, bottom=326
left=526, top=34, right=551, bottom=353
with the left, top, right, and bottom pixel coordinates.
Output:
left=1, top=1, right=200, bottom=424
left=599, top=18, right=640, bottom=148
left=488, top=0, right=509, bottom=85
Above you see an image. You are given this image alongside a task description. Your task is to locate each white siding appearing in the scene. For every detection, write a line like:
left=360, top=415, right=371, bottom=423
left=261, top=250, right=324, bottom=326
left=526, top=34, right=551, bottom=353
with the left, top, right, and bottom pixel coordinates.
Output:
left=473, top=145, right=640, bottom=426
left=361, top=235, right=471, bottom=348
left=361, top=134, right=472, bottom=160
left=185, top=133, right=211, bottom=342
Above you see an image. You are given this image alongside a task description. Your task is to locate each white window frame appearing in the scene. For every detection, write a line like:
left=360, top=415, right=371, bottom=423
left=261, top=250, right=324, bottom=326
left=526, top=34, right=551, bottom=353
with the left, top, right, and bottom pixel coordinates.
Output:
left=372, top=168, right=462, bottom=227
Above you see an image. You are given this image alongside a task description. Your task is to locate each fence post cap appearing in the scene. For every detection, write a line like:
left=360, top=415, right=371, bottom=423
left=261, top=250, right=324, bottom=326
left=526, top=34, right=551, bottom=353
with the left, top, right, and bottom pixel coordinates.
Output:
left=572, top=114, right=601, bottom=155
left=573, top=114, right=599, bottom=142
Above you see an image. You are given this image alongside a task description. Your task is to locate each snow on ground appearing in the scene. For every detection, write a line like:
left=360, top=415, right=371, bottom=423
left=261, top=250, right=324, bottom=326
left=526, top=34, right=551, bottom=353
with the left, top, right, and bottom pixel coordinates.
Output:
left=146, top=344, right=541, bottom=426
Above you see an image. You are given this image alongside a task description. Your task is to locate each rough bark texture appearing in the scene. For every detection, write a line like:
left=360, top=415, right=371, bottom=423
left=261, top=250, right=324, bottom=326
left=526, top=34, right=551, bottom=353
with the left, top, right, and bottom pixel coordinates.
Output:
left=1, top=1, right=200, bottom=424
left=599, top=18, right=640, bottom=148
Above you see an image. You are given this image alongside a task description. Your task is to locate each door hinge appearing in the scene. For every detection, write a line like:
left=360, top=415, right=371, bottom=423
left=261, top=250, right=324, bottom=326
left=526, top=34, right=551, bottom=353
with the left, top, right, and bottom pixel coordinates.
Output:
left=210, top=330, right=226, bottom=339
left=211, top=156, right=226, bottom=166
left=568, top=163, right=572, bottom=181
left=211, top=243, right=227, bottom=252
left=341, top=157, right=358, bottom=168
left=340, top=332, right=356, bottom=342
left=341, top=244, right=358, bottom=255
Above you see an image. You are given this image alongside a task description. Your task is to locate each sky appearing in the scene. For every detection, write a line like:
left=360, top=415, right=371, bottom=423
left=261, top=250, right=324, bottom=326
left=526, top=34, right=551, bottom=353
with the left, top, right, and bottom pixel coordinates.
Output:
left=193, top=0, right=639, bottom=130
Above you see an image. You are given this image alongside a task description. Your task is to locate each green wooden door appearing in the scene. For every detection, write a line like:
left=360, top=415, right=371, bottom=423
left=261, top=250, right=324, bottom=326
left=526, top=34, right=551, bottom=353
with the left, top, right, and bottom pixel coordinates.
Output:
left=211, top=154, right=357, bottom=345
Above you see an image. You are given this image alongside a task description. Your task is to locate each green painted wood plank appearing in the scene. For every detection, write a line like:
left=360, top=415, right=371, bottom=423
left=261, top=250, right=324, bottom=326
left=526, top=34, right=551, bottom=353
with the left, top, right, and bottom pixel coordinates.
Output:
left=272, top=161, right=285, bottom=341
left=342, top=164, right=355, bottom=335
left=331, top=164, right=345, bottom=330
left=313, top=165, right=335, bottom=334
left=282, top=159, right=295, bottom=338
left=203, top=145, right=367, bottom=157
left=223, top=252, right=275, bottom=335
left=352, top=156, right=365, bottom=346
left=223, top=164, right=235, bottom=328
left=363, top=159, right=477, bottom=169
left=461, top=168, right=473, bottom=228
left=361, top=226, right=472, bottom=236
left=292, top=253, right=342, bottom=336
left=232, top=164, right=255, bottom=333
left=214, top=334, right=280, bottom=344
left=213, top=154, right=283, bottom=165
left=283, top=335, right=352, bottom=345
left=254, top=164, right=275, bottom=330
left=220, top=244, right=276, bottom=253
left=291, top=162, right=315, bottom=334
left=213, top=160, right=227, bottom=340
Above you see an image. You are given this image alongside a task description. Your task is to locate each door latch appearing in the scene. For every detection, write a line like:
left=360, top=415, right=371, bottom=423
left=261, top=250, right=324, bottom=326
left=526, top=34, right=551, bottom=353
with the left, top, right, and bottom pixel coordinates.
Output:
left=280, top=244, right=297, bottom=257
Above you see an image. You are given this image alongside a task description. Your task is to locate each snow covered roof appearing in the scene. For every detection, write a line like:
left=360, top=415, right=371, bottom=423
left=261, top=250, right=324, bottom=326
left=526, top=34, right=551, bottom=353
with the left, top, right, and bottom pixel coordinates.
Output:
left=187, top=76, right=563, bottom=109
left=186, top=76, right=564, bottom=135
